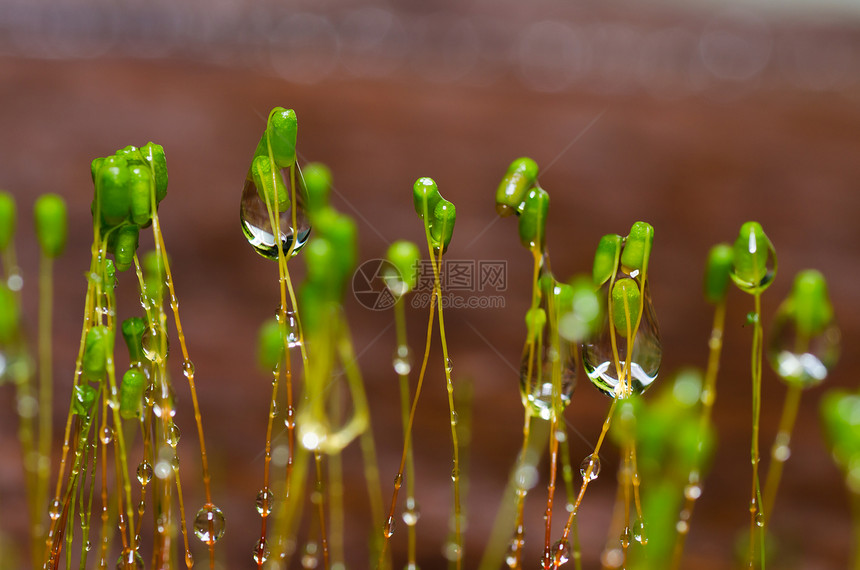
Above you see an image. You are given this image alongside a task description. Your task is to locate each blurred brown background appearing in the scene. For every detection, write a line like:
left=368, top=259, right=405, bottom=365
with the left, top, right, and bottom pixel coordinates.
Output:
left=1, top=0, right=860, bottom=568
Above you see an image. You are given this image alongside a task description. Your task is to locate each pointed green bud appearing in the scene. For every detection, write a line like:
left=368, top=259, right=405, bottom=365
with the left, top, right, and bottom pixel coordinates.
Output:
left=703, top=243, right=733, bottom=304
left=559, top=276, right=603, bottom=342
left=140, top=142, right=168, bottom=203
left=791, top=269, right=834, bottom=337
left=518, top=187, right=549, bottom=252
left=0, top=283, right=19, bottom=344
left=34, top=194, right=67, bottom=258
left=113, top=225, right=140, bottom=272
left=83, top=325, right=112, bottom=382
left=412, top=177, right=442, bottom=219
left=731, top=221, right=776, bottom=293
left=431, top=199, right=456, bottom=254
left=265, top=108, right=298, bottom=168
left=251, top=155, right=289, bottom=212
left=257, top=318, right=285, bottom=372
left=496, top=157, right=538, bottom=217
left=129, top=166, right=153, bottom=226
left=525, top=307, right=546, bottom=341
left=119, top=368, right=147, bottom=419
left=96, top=155, right=131, bottom=227
left=611, top=278, right=641, bottom=338
left=0, top=191, right=15, bottom=252
left=121, top=317, right=146, bottom=364
left=73, top=384, right=98, bottom=417
left=593, top=234, right=622, bottom=287
left=385, top=240, right=421, bottom=295
left=620, top=221, right=654, bottom=274
left=303, top=162, right=332, bottom=217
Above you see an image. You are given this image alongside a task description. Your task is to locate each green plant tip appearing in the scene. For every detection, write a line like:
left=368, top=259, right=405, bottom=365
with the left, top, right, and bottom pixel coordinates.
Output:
left=33, top=193, right=68, bottom=258
left=72, top=384, right=98, bottom=417
left=113, top=225, right=140, bottom=272
left=412, top=177, right=441, bottom=219
left=0, top=191, right=15, bottom=252
left=431, top=198, right=456, bottom=253
left=122, top=317, right=146, bottom=363
left=496, top=157, right=538, bottom=217
left=140, top=142, right=168, bottom=202
left=129, top=166, right=153, bottom=227
left=96, top=155, right=132, bottom=227
left=593, top=234, right=622, bottom=287
left=518, top=187, right=549, bottom=252
left=821, top=390, right=860, bottom=471
left=559, top=275, right=603, bottom=343
left=791, top=269, right=833, bottom=337
left=120, top=368, right=147, bottom=419
left=385, top=240, right=421, bottom=295
left=251, top=155, right=290, bottom=212
left=704, top=243, right=734, bottom=304
left=313, top=208, right=358, bottom=290
left=0, top=283, right=19, bottom=344
left=731, top=221, right=776, bottom=294
left=257, top=318, right=285, bottom=372
left=611, top=278, right=641, bottom=338
left=525, top=307, right=546, bottom=341
left=265, top=107, right=298, bottom=168
left=303, top=162, right=332, bottom=217
left=83, top=325, right=112, bottom=382
left=620, top=221, right=654, bottom=274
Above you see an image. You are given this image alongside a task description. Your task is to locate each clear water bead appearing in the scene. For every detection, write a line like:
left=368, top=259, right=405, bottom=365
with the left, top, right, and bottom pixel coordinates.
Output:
left=240, top=168, right=311, bottom=260
left=193, top=504, right=226, bottom=545
left=582, top=278, right=661, bottom=399
left=141, top=326, right=169, bottom=364
left=48, top=499, right=62, bottom=520
left=767, top=303, right=840, bottom=388
left=166, top=424, right=181, bottom=447
left=552, top=539, right=571, bottom=565
left=136, top=462, right=153, bottom=485
left=115, top=549, right=144, bottom=569
left=256, top=488, right=274, bottom=516
left=580, top=453, right=601, bottom=481
left=100, top=426, right=114, bottom=445
left=253, top=538, right=269, bottom=564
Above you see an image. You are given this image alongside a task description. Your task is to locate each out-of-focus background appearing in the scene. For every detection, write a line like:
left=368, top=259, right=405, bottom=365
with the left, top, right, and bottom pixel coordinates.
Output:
left=1, top=0, right=859, bottom=568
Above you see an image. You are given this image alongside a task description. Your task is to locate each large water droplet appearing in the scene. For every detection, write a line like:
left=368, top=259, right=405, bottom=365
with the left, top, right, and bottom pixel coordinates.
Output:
left=767, top=303, right=840, bottom=388
left=283, top=311, right=302, bottom=348
left=582, top=276, right=661, bottom=399
left=552, top=539, right=571, bottom=565
left=256, top=488, right=274, bottom=516
left=115, top=549, right=144, bottom=569
left=48, top=499, right=62, bottom=520
left=384, top=515, right=397, bottom=538
left=141, top=326, right=169, bottom=364
left=392, top=345, right=413, bottom=375
left=100, top=426, right=114, bottom=445
left=193, top=504, right=226, bottom=545
left=166, top=424, right=181, bottom=447
left=580, top=453, right=600, bottom=481
left=136, top=462, right=153, bottom=485
left=253, top=538, right=269, bottom=564
left=240, top=166, right=311, bottom=259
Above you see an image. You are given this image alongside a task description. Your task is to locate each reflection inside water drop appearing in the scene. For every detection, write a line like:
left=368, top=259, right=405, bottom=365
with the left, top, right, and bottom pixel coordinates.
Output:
left=240, top=165, right=311, bottom=260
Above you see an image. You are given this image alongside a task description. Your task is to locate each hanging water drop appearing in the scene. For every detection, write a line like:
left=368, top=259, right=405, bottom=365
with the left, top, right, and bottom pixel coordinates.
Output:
left=552, top=539, right=571, bottom=565
left=384, top=515, right=397, bottom=538
left=633, top=517, right=648, bottom=545
left=48, top=499, right=62, bottom=521
left=253, top=538, right=269, bottom=564
left=283, top=310, right=302, bottom=347
left=181, top=359, right=195, bottom=378
left=141, top=326, right=169, bottom=364
left=193, top=504, right=226, bottom=545
left=115, top=549, right=144, bottom=569
left=582, top=275, right=661, bottom=399
left=99, top=426, right=114, bottom=445
left=392, top=345, right=413, bottom=375
left=730, top=222, right=777, bottom=294
left=166, top=423, right=181, bottom=447
left=767, top=298, right=840, bottom=388
left=445, top=357, right=454, bottom=374
left=136, top=462, right=153, bottom=485
left=580, top=453, right=601, bottom=481
left=256, top=488, right=274, bottom=516
left=240, top=165, right=311, bottom=260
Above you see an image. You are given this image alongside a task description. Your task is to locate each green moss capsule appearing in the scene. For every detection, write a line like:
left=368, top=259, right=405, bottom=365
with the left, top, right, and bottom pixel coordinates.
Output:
left=0, top=191, right=15, bottom=252
left=257, top=318, right=285, bottom=372
left=314, top=209, right=358, bottom=287
left=431, top=199, right=456, bottom=253
left=525, top=307, right=547, bottom=342
left=119, top=368, right=147, bottom=419
left=385, top=240, right=421, bottom=294
left=593, top=234, right=622, bottom=287
left=518, top=187, right=549, bottom=252
left=703, top=243, right=733, bottom=304
left=122, top=317, right=146, bottom=363
left=303, top=162, right=332, bottom=217
left=265, top=107, right=298, bottom=168
left=791, top=269, right=834, bottom=337
left=731, top=221, right=776, bottom=294
left=83, top=325, right=112, bottom=382
left=113, top=225, right=140, bottom=272
left=129, top=166, right=153, bottom=227
left=496, top=157, right=539, bottom=217
left=97, top=155, right=131, bottom=227
left=412, top=177, right=442, bottom=219
left=73, top=384, right=98, bottom=417
left=251, top=155, right=289, bottom=212
left=33, top=194, right=68, bottom=258
left=620, top=221, right=654, bottom=274
left=558, top=276, right=603, bottom=343
left=140, top=142, right=168, bottom=203
left=104, top=259, right=116, bottom=291
left=611, top=278, right=641, bottom=338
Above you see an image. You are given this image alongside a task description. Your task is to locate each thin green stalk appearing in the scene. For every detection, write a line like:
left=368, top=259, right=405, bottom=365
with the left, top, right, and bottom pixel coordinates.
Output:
left=394, top=298, right=418, bottom=568
left=748, top=292, right=765, bottom=569
left=37, top=253, right=54, bottom=559
left=761, top=382, right=802, bottom=525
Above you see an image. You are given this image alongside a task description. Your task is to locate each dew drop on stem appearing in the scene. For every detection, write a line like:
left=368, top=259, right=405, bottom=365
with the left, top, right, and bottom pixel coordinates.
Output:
left=252, top=538, right=269, bottom=564
left=240, top=169, right=311, bottom=260
left=136, top=462, right=153, bottom=485
left=256, top=488, right=274, bottom=516
left=193, top=504, right=226, bottom=545
left=580, top=453, right=600, bottom=481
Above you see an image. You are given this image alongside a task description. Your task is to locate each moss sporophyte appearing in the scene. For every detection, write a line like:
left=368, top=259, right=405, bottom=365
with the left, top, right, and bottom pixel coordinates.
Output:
left=0, top=110, right=849, bottom=570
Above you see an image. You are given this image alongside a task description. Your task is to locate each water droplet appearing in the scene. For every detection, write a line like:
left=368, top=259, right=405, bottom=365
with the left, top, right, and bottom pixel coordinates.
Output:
left=253, top=538, right=269, bottom=564
left=445, top=357, right=454, bottom=374
left=505, top=529, right=525, bottom=568
left=100, top=426, right=114, bottom=445
left=552, top=539, right=571, bottom=565
left=284, top=406, right=296, bottom=430
left=48, top=499, right=62, bottom=520
left=384, top=515, right=396, bottom=538
left=443, top=541, right=461, bottom=561
left=755, top=511, right=765, bottom=527
left=451, top=466, right=459, bottom=482
left=620, top=526, right=631, bottom=548
left=181, top=359, right=195, bottom=378
left=633, top=517, right=647, bottom=545
left=392, top=345, right=413, bottom=375
left=580, top=454, right=600, bottom=481
left=684, top=483, right=702, bottom=500
left=402, top=499, right=420, bottom=526
left=284, top=311, right=302, bottom=347
left=185, top=551, right=194, bottom=568
left=730, top=231, right=776, bottom=294
left=166, top=424, right=181, bottom=447
left=115, top=548, right=144, bottom=569
left=240, top=168, right=311, bottom=259
left=256, top=488, right=274, bottom=516
left=141, top=326, right=169, bottom=364
left=582, top=275, right=661, bottom=399
left=301, top=541, right=319, bottom=568
left=136, top=462, right=153, bottom=485
left=767, top=302, right=840, bottom=388
left=450, top=411, right=459, bottom=426
left=193, top=504, right=226, bottom=545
